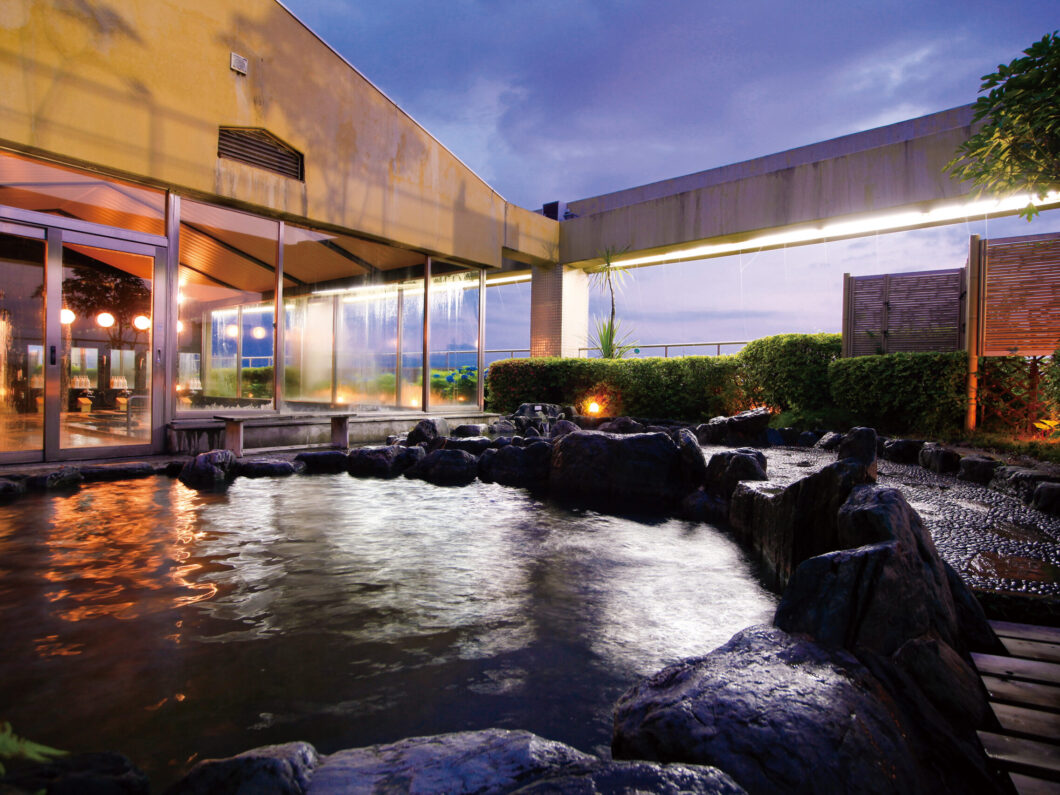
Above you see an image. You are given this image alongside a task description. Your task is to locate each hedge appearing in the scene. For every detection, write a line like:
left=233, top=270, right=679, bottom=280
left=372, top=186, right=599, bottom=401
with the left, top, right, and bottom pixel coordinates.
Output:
left=828, top=351, right=968, bottom=435
left=485, top=356, right=748, bottom=421
left=738, top=333, right=841, bottom=411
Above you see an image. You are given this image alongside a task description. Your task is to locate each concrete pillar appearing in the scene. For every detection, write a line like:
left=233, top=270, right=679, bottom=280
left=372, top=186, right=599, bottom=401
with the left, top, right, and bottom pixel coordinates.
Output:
left=530, top=262, right=588, bottom=358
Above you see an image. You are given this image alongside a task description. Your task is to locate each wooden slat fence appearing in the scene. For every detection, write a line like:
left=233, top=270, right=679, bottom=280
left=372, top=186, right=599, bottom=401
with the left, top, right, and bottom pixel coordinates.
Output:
left=842, top=268, right=965, bottom=357
left=981, top=234, right=1060, bottom=357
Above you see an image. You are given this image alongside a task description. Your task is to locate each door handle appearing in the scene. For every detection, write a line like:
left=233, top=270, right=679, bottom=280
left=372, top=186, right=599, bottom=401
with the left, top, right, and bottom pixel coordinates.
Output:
left=50, top=345, right=56, bottom=365
left=155, top=348, right=162, bottom=365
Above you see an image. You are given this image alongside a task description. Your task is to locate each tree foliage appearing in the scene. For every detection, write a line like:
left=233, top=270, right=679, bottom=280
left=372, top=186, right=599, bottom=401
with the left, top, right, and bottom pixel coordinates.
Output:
left=946, top=31, right=1060, bottom=220
left=588, top=246, right=636, bottom=358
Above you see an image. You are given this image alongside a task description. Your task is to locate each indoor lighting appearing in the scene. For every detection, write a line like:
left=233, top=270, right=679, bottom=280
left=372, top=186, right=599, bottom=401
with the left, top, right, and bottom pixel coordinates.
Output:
left=96, top=312, right=115, bottom=328
left=176, top=320, right=185, bottom=333
left=251, top=326, right=267, bottom=340
left=484, top=273, right=532, bottom=287
left=133, top=315, right=151, bottom=331
left=604, top=190, right=1060, bottom=270
left=60, top=308, right=76, bottom=325
left=225, top=324, right=238, bottom=338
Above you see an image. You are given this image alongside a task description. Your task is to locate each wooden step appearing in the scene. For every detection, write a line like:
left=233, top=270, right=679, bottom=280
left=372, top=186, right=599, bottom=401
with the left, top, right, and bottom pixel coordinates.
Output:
left=992, top=621, right=1060, bottom=645
left=981, top=676, right=1060, bottom=712
left=1003, top=638, right=1060, bottom=665
left=974, top=653, right=1060, bottom=686
left=992, top=702, right=1060, bottom=740
left=1010, top=772, right=1060, bottom=795
left=979, top=731, right=1060, bottom=776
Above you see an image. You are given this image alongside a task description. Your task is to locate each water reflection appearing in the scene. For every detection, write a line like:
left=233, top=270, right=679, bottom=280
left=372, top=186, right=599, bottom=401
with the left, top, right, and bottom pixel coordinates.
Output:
left=0, top=475, right=776, bottom=787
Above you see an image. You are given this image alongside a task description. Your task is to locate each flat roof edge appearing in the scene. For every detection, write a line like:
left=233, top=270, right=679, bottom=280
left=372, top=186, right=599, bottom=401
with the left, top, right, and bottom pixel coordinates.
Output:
left=565, top=105, right=977, bottom=217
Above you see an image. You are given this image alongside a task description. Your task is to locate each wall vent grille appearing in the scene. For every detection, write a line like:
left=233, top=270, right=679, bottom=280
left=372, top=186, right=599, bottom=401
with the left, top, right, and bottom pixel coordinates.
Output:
left=218, top=127, right=304, bottom=180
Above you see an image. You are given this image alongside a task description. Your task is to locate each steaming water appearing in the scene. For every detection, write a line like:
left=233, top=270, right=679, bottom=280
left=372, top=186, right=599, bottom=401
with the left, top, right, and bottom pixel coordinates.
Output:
left=0, top=475, right=776, bottom=787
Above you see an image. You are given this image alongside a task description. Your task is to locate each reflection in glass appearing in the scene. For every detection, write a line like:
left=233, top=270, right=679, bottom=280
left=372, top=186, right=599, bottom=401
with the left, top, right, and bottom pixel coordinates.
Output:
left=0, top=232, right=45, bottom=453
left=176, top=200, right=278, bottom=412
left=59, top=244, right=153, bottom=448
left=0, top=151, right=165, bottom=236
left=429, top=269, right=480, bottom=407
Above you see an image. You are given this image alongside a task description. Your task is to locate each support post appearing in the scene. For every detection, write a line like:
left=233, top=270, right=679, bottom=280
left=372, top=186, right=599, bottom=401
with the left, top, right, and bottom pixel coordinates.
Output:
left=841, top=273, right=851, bottom=357
left=530, top=262, right=588, bottom=357
left=477, top=268, right=486, bottom=409
left=274, top=221, right=285, bottom=412
left=422, top=256, right=431, bottom=413
left=965, top=234, right=982, bottom=431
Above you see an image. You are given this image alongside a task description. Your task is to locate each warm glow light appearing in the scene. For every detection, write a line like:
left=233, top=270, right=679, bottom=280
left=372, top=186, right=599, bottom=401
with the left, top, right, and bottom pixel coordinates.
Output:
left=176, top=290, right=185, bottom=304
left=410, top=398, right=419, bottom=407
left=606, top=190, right=1060, bottom=270
left=251, top=326, right=267, bottom=340
left=176, top=320, right=185, bottom=333
left=225, top=324, right=238, bottom=339
left=588, top=401, right=601, bottom=415
left=133, top=315, right=151, bottom=331
left=60, top=308, right=76, bottom=325
left=96, top=312, right=115, bottom=328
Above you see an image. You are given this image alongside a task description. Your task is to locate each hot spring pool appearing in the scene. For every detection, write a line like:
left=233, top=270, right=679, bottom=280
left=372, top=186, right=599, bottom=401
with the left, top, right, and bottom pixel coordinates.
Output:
left=0, top=474, right=776, bottom=787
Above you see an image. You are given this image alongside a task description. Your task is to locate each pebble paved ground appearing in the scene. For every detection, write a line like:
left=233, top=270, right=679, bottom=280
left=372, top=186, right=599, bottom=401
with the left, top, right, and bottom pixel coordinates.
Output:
left=727, top=445, right=1060, bottom=598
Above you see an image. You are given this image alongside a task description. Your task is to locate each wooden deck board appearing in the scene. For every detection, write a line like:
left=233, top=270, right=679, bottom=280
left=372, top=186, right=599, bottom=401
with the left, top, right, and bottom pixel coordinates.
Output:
left=979, top=731, right=1060, bottom=775
left=1003, top=638, right=1060, bottom=665
left=974, top=653, right=1060, bottom=686
left=992, top=621, right=1060, bottom=645
left=982, top=675, right=1060, bottom=712
left=1010, top=772, right=1060, bottom=794
left=992, top=702, right=1060, bottom=739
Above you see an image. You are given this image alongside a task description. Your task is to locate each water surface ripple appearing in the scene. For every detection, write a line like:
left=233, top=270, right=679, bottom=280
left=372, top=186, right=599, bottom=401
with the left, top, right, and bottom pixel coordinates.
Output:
left=0, top=475, right=776, bottom=787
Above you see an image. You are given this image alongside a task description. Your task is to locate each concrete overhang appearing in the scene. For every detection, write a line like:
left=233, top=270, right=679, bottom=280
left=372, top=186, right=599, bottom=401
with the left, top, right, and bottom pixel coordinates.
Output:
left=559, top=105, right=1060, bottom=270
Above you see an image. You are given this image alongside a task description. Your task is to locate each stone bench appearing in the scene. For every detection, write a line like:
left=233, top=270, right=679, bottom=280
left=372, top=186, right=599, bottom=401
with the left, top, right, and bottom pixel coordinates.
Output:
left=213, top=412, right=358, bottom=457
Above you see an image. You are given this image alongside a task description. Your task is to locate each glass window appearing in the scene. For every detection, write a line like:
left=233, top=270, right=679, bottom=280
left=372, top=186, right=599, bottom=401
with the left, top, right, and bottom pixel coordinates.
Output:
left=176, top=200, right=278, bottom=412
left=0, top=151, right=165, bottom=236
left=429, top=267, right=480, bottom=407
left=0, top=231, right=45, bottom=454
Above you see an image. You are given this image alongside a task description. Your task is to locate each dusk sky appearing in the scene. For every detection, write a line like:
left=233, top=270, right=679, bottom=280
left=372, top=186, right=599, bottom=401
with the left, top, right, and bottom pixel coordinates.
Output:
left=284, top=0, right=1059, bottom=354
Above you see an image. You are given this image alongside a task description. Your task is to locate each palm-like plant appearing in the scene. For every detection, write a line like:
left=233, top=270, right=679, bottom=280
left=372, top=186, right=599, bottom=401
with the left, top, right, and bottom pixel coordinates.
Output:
left=589, top=246, right=636, bottom=358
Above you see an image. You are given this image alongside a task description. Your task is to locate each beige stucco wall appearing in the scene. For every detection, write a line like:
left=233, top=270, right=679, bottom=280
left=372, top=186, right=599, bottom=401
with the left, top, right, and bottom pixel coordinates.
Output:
left=0, top=0, right=556, bottom=267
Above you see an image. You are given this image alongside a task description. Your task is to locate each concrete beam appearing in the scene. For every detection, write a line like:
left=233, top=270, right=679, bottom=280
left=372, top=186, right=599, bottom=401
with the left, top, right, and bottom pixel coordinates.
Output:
left=560, top=106, right=993, bottom=268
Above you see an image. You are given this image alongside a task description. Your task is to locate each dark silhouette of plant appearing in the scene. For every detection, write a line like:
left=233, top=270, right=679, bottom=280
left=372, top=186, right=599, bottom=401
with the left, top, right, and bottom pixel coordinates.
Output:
left=946, top=31, right=1060, bottom=220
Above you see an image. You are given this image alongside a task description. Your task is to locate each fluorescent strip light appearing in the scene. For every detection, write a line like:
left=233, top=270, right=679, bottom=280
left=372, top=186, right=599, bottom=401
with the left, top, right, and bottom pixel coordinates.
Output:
left=608, top=191, right=1060, bottom=269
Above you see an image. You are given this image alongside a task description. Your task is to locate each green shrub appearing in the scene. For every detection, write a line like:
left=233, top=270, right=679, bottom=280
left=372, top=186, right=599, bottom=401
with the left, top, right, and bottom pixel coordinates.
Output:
left=485, top=356, right=747, bottom=421
left=828, top=351, right=967, bottom=435
left=739, top=333, right=841, bottom=411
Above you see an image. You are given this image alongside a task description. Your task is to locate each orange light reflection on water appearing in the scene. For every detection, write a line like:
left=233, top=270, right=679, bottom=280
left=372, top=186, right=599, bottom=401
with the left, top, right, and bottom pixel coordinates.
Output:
left=38, top=482, right=218, bottom=638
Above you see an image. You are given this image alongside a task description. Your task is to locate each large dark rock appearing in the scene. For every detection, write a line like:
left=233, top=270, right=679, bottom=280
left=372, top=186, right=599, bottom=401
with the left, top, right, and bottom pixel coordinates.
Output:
left=957, top=455, right=1000, bottom=485
left=166, top=741, right=318, bottom=795
left=549, top=430, right=685, bottom=509
left=598, top=416, right=646, bottom=434
left=837, top=427, right=877, bottom=480
left=443, top=436, right=493, bottom=456
left=680, top=488, right=730, bottom=524
left=512, top=402, right=564, bottom=419
left=549, top=419, right=580, bottom=440
left=307, top=729, right=743, bottom=795
left=613, top=624, right=1000, bottom=795
left=452, top=423, right=488, bottom=438
left=178, top=450, right=238, bottom=491
left=405, top=448, right=479, bottom=486
left=236, top=458, right=303, bottom=478
left=79, top=462, right=155, bottom=482
left=478, top=441, right=551, bottom=489
left=3, top=751, right=149, bottom=795
left=308, top=729, right=591, bottom=794
left=990, top=465, right=1060, bottom=504
left=348, top=444, right=424, bottom=478
left=796, top=430, right=819, bottom=447
left=490, top=419, right=518, bottom=435
left=1031, top=481, right=1060, bottom=516
left=880, top=438, right=925, bottom=464
left=703, top=449, right=767, bottom=499
left=675, top=427, right=708, bottom=490
left=813, top=431, right=842, bottom=451
left=26, top=466, right=84, bottom=491
left=729, top=459, right=870, bottom=588
left=918, top=443, right=961, bottom=474
left=293, top=450, right=350, bottom=474
left=514, top=760, right=747, bottom=794
left=695, top=409, right=772, bottom=447
left=406, top=417, right=451, bottom=445
left=0, top=477, right=28, bottom=503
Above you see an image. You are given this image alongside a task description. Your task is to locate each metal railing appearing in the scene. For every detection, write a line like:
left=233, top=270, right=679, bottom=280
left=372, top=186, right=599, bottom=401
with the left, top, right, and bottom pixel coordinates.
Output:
left=577, top=340, right=748, bottom=358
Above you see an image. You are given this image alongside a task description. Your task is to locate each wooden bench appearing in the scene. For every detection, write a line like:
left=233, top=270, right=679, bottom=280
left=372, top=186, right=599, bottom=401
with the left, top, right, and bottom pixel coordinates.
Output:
left=214, top=412, right=358, bottom=457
